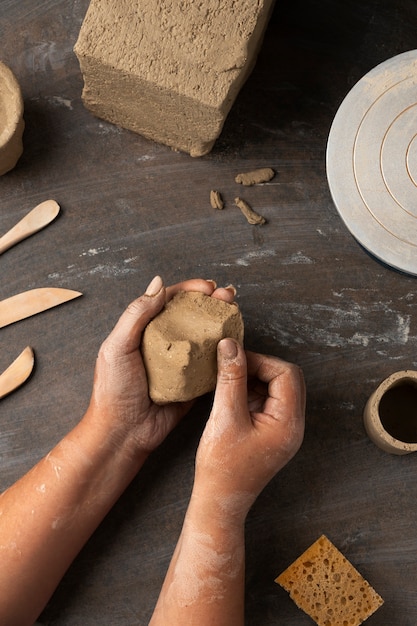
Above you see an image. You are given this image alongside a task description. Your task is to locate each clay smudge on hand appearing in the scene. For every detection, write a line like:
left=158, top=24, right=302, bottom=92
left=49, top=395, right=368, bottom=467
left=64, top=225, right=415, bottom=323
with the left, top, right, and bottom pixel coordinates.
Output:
left=45, top=453, right=63, bottom=480
left=169, top=521, right=245, bottom=608
left=215, top=491, right=257, bottom=521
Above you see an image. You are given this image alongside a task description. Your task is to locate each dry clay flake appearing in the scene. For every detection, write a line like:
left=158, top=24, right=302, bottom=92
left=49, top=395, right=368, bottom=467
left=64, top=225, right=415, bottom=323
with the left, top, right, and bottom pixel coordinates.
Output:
left=276, top=535, right=383, bottom=626
left=142, top=291, right=244, bottom=404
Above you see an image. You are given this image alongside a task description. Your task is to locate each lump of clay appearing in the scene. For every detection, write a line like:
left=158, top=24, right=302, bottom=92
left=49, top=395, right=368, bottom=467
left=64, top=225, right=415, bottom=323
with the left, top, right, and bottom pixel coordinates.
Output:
left=74, top=0, right=275, bottom=156
left=0, top=61, right=24, bottom=175
left=142, top=291, right=244, bottom=404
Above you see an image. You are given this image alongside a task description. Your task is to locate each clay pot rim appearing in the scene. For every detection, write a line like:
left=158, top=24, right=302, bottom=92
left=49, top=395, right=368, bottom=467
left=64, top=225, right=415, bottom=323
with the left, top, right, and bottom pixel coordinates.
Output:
left=0, top=61, right=24, bottom=146
left=364, top=369, right=417, bottom=454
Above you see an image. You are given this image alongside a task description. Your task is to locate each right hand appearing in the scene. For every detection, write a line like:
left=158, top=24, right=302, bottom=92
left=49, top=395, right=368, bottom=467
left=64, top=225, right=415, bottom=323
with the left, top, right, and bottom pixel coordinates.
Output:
left=193, top=339, right=306, bottom=517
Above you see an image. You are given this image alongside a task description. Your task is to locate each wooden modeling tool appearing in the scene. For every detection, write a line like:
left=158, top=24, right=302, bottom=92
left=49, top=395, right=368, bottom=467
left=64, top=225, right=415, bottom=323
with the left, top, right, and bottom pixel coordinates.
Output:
left=0, top=199, right=60, bottom=254
left=0, top=346, right=34, bottom=399
left=0, top=288, right=82, bottom=328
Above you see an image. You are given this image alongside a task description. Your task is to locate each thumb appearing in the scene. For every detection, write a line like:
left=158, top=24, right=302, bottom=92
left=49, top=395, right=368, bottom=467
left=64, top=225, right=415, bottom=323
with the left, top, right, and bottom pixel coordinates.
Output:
left=212, top=338, right=249, bottom=421
left=108, top=276, right=166, bottom=354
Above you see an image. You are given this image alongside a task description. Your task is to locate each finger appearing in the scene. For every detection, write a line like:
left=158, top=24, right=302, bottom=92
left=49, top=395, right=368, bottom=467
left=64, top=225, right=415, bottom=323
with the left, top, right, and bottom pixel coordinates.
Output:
left=165, top=278, right=217, bottom=301
left=211, top=338, right=249, bottom=422
left=165, top=280, right=237, bottom=303
left=246, top=350, right=294, bottom=382
left=265, top=367, right=305, bottom=423
left=107, top=276, right=166, bottom=354
left=247, top=351, right=306, bottom=423
left=247, top=352, right=305, bottom=402
left=211, top=286, right=236, bottom=303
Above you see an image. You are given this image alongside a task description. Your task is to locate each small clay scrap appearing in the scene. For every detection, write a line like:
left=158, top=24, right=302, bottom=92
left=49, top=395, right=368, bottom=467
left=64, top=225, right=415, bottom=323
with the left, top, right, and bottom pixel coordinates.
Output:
left=142, top=291, right=244, bottom=404
left=210, top=190, right=224, bottom=210
left=235, top=167, right=275, bottom=186
left=234, top=197, right=266, bottom=225
left=275, top=535, right=384, bottom=626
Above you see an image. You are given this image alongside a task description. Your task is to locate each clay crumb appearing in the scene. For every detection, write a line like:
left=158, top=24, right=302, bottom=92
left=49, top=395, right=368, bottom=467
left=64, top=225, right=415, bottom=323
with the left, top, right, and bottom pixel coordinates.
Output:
left=234, top=197, right=266, bottom=225
left=210, top=190, right=224, bottom=210
left=235, top=167, right=275, bottom=186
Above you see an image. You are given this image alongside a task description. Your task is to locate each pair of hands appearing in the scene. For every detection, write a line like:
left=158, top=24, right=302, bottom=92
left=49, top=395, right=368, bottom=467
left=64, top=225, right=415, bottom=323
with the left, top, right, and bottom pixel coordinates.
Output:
left=89, top=276, right=305, bottom=506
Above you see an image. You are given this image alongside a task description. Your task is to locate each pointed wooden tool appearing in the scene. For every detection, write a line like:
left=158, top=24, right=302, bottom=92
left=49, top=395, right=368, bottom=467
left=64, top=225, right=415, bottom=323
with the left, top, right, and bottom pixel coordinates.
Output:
left=0, top=346, right=34, bottom=399
left=0, top=288, right=82, bottom=328
left=0, top=199, right=60, bottom=255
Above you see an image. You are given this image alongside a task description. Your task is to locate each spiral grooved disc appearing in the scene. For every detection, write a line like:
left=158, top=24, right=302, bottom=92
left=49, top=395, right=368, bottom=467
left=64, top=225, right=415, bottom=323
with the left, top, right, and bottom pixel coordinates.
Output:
left=326, top=50, right=417, bottom=275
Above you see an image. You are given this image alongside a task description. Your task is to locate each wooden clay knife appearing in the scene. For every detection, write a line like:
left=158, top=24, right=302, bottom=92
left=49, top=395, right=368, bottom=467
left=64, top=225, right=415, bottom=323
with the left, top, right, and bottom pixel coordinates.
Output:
left=0, top=288, right=82, bottom=328
left=0, top=200, right=60, bottom=255
left=0, top=346, right=34, bottom=399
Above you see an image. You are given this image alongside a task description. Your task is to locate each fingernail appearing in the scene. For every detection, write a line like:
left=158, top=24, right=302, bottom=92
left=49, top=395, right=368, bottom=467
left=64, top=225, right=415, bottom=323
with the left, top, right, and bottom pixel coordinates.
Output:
left=219, top=338, right=238, bottom=360
left=145, top=275, right=163, bottom=296
left=225, top=284, right=237, bottom=296
left=206, top=279, right=217, bottom=289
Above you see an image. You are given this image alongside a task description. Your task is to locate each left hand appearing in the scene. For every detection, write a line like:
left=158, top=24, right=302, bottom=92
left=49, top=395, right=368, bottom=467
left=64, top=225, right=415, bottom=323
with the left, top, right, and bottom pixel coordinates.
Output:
left=86, top=276, right=236, bottom=455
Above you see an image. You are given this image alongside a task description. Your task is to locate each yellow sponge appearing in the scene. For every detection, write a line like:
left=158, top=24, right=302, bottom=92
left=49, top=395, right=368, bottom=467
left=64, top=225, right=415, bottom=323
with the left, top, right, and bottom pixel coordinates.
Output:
left=275, top=535, right=383, bottom=626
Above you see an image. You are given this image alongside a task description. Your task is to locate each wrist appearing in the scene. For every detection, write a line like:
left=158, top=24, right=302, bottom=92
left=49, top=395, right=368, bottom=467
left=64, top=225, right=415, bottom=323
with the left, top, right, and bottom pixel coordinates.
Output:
left=188, top=482, right=254, bottom=529
left=79, top=405, right=150, bottom=472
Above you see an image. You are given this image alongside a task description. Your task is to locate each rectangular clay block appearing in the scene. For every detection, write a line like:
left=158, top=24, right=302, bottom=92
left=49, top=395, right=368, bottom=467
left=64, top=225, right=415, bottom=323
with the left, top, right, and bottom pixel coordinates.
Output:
left=74, top=0, right=275, bottom=156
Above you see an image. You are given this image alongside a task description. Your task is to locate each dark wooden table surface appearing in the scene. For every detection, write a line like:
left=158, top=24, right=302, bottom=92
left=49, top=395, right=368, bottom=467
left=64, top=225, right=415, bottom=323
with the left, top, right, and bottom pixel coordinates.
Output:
left=1, top=1, right=417, bottom=624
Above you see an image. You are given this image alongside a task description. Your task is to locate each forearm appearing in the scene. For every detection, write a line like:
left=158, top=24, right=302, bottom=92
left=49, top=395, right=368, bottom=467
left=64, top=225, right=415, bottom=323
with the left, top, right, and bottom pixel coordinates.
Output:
left=0, top=408, right=147, bottom=626
left=149, top=483, right=251, bottom=626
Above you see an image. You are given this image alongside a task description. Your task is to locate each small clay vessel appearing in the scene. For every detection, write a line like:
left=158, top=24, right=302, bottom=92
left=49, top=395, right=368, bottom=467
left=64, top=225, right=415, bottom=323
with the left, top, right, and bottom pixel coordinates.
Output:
left=363, top=370, right=417, bottom=455
left=0, top=61, right=24, bottom=175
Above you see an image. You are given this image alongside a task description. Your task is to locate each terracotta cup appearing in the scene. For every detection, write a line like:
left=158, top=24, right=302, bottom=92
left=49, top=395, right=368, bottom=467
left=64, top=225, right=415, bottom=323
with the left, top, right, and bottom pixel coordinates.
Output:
left=363, top=370, right=417, bottom=455
left=0, top=61, right=24, bottom=175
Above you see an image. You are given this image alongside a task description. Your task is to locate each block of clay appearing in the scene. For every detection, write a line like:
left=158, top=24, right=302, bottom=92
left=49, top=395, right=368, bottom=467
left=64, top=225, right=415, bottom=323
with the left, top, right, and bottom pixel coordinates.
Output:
left=74, top=0, right=275, bottom=156
left=275, top=535, right=384, bottom=626
left=0, top=61, right=24, bottom=176
left=142, top=291, right=244, bottom=404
